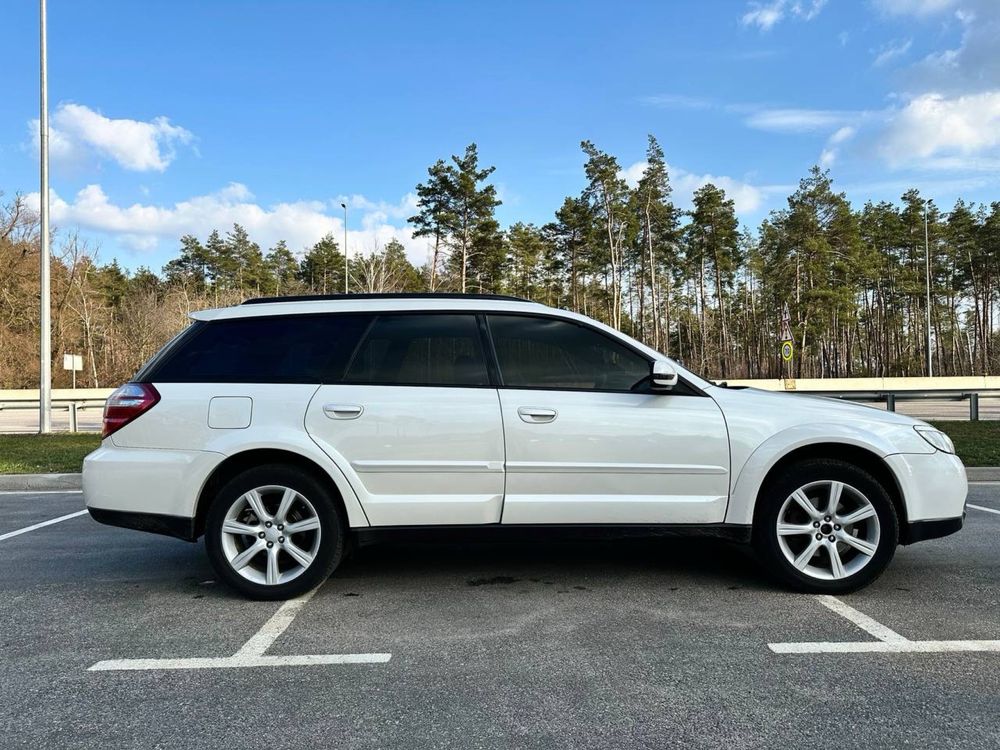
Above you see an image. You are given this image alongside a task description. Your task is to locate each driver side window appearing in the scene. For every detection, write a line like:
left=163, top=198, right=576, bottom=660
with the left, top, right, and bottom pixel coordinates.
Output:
left=487, top=314, right=649, bottom=391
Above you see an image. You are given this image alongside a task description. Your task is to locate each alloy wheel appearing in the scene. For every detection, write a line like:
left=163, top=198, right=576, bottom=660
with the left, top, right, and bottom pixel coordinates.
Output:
left=775, top=480, right=881, bottom=581
left=219, top=485, right=322, bottom=586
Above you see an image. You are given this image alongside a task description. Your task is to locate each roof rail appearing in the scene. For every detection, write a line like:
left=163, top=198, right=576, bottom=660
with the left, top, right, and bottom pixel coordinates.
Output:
left=242, top=292, right=533, bottom=305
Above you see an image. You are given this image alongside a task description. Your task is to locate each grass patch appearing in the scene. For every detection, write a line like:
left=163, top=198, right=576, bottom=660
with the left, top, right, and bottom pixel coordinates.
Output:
left=0, top=433, right=101, bottom=474
left=928, top=420, right=1000, bottom=467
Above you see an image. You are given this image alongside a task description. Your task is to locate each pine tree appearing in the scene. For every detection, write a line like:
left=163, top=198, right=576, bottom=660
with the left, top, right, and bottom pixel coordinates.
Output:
left=298, top=233, right=344, bottom=293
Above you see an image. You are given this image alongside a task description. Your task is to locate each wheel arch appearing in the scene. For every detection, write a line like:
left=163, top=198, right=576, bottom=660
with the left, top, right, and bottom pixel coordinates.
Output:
left=748, top=443, right=906, bottom=535
left=727, top=429, right=908, bottom=533
left=193, top=447, right=368, bottom=539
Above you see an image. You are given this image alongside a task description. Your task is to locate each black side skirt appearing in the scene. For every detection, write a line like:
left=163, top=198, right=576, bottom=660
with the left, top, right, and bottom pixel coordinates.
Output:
left=353, top=523, right=753, bottom=548
left=88, top=507, right=196, bottom=542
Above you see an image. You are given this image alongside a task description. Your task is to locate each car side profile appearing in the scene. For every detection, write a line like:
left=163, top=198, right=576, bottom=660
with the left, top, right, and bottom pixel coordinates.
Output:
left=83, top=293, right=968, bottom=599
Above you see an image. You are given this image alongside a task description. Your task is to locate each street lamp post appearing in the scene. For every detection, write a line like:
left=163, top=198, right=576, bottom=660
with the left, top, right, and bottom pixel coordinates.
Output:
left=925, top=204, right=933, bottom=378
left=39, top=0, right=52, bottom=433
left=341, top=202, right=348, bottom=294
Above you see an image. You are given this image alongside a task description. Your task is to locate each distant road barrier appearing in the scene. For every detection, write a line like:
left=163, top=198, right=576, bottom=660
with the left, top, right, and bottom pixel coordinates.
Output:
left=720, top=377, right=1000, bottom=420
left=0, top=389, right=113, bottom=432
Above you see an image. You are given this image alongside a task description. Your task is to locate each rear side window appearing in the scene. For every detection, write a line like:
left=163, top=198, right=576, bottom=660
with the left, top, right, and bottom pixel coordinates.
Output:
left=487, top=314, right=649, bottom=391
left=147, top=314, right=371, bottom=384
left=344, top=314, right=489, bottom=386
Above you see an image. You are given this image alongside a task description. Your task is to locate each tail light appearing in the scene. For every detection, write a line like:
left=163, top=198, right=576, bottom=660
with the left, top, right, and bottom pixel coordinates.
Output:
left=102, top=383, right=160, bottom=438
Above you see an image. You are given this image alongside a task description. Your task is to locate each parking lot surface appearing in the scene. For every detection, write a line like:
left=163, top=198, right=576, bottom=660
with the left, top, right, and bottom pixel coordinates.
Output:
left=0, top=487, right=998, bottom=749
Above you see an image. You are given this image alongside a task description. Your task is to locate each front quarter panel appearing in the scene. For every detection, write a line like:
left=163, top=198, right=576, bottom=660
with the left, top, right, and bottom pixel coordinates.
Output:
left=724, top=423, right=906, bottom=525
left=712, top=388, right=935, bottom=526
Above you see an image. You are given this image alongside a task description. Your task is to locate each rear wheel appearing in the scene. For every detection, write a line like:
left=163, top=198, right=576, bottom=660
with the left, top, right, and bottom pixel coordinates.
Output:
left=205, top=465, right=344, bottom=600
left=753, top=459, right=898, bottom=593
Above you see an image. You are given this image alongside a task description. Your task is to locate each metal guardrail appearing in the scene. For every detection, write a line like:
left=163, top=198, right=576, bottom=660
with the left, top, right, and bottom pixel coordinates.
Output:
left=780, top=389, right=1000, bottom=421
left=0, top=399, right=106, bottom=432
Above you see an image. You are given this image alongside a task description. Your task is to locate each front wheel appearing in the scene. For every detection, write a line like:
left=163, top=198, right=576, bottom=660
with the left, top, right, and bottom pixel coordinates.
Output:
left=205, top=465, right=344, bottom=600
left=753, top=459, right=898, bottom=594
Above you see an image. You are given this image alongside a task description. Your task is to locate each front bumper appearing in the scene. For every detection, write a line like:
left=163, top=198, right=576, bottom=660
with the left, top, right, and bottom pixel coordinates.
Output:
left=885, top=449, right=967, bottom=525
left=902, top=513, right=964, bottom=545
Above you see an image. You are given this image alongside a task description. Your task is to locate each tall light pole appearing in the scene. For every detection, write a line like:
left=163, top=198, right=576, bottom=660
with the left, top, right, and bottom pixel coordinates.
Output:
left=924, top=203, right=933, bottom=377
left=38, top=0, right=52, bottom=433
left=340, top=202, right=348, bottom=294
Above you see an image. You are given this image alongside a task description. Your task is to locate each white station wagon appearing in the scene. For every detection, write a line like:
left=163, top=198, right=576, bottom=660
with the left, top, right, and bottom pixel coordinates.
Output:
left=84, top=294, right=968, bottom=599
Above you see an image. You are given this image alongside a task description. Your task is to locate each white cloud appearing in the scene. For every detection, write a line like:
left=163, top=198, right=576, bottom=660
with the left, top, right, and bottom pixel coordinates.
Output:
left=741, top=0, right=827, bottom=30
left=878, top=1, right=1000, bottom=93
left=873, top=0, right=958, bottom=16
left=620, top=161, right=786, bottom=215
left=878, top=91, right=1000, bottom=166
left=744, top=108, right=859, bottom=133
left=639, top=94, right=715, bottom=110
left=818, top=125, right=858, bottom=167
left=873, top=38, right=913, bottom=66
left=742, top=1, right=786, bottom=30
left=29, top=103, right=193, bottom=172
left=24, top=183, right=430, bottom=266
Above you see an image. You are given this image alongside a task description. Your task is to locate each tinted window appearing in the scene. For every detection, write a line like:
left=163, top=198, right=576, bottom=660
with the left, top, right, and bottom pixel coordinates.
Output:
left=148, top=314, right=371, bottom=383
left=488, top=314, right=649, bottom=391
left=345, top=314, right=489, bottom=386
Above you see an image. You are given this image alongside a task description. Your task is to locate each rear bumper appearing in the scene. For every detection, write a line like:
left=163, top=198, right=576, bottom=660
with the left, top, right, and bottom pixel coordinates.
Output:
left=901, top=513, right=964, bottom=545
left=83, top=443, right=222, bottom=520
left=88, top=507, right=196, bottom=542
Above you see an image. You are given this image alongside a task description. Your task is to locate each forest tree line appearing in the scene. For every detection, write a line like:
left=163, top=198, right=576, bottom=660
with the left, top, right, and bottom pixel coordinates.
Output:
left=3, top=136, right=1000, bottom=389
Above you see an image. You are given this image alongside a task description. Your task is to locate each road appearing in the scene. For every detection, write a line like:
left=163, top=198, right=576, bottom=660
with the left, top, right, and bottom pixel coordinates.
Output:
left=0, top=486, right=997, bottom=748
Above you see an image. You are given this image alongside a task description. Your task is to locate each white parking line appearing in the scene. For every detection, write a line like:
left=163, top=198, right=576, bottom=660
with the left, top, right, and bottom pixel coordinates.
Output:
left=0, top=490, right=83, bottom=495
left=770, top=595, right=1000, bottom=654
left=234, top=585, right=322, bottom=658
left=88, top=586, right=391, bottom=671
left=0, top=509, right=88, bottom=542
left=814, top=595, right=908, bottom=643
left=88, top=653, right=393, bottom=671
left=968, top=504, right=1000, bottom=516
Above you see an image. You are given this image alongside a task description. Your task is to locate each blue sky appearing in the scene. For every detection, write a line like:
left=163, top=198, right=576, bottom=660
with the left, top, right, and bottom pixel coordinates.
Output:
left=2, top=0, right=999, bottom=271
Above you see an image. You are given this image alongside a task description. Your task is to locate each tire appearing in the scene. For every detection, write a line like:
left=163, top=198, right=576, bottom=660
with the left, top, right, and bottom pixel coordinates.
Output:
left=204, top=464, right=344, bottom=600
left=753, top=458, right=899, bottom=594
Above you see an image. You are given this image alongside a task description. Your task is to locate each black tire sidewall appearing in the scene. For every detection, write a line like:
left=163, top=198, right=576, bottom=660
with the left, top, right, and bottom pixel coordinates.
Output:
left=205, top=464, right=344, bottom=600
left=754, top=459, right=899, bottom=594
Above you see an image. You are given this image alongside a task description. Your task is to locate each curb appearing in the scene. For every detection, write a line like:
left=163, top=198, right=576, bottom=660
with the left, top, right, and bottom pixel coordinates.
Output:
left=0, top=473, right=82, bottom=491
left=966, top=467, right=1000, bottom=482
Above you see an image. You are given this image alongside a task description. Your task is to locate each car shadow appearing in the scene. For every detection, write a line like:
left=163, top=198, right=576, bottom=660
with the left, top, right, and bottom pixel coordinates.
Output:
left=339, top=534, right=774, bottom=592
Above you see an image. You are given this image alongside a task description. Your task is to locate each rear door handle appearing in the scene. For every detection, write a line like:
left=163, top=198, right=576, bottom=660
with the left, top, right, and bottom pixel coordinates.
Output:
left=517, top=407, right=557, bottom=424
left=323, top=403, right=364, bottom=420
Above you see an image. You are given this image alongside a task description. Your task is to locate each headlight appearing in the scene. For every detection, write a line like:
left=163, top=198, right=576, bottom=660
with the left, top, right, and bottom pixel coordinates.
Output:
left=914, top=426, right=955, bottom=454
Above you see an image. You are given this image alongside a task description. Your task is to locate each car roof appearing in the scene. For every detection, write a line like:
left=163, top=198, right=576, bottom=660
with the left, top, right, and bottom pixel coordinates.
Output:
left=190, top=294, right=548, bottom=321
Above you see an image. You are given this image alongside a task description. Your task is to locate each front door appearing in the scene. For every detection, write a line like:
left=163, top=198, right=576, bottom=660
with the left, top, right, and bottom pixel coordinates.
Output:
left=486, top=314, right=730, bottom=525
left=305, top=313, right=504, bottom=526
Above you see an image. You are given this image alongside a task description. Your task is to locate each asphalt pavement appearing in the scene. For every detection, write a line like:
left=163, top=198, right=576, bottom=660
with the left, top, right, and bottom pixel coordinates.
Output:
left=0, top=487, right=998, bottom=748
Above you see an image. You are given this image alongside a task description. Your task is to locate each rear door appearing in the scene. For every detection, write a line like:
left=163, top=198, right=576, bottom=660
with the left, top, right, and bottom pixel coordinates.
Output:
left=305, top=313, right=505, bottom=526
left=486, top=314, right=730, bottom=525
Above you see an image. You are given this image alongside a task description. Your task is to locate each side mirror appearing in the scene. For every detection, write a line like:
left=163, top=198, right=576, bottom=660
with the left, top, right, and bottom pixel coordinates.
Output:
left=651, top=360, right=678, bottom=391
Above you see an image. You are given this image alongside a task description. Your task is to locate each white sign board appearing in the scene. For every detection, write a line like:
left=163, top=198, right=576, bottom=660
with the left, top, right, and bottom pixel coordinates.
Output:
left=63, top=354, right=83, bottom=371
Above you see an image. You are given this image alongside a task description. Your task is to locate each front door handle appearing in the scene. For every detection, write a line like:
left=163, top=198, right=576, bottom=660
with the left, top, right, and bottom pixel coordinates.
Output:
left=517, top=407, right=557, bottom=424
left=323, top=403, right=364, bottom=420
